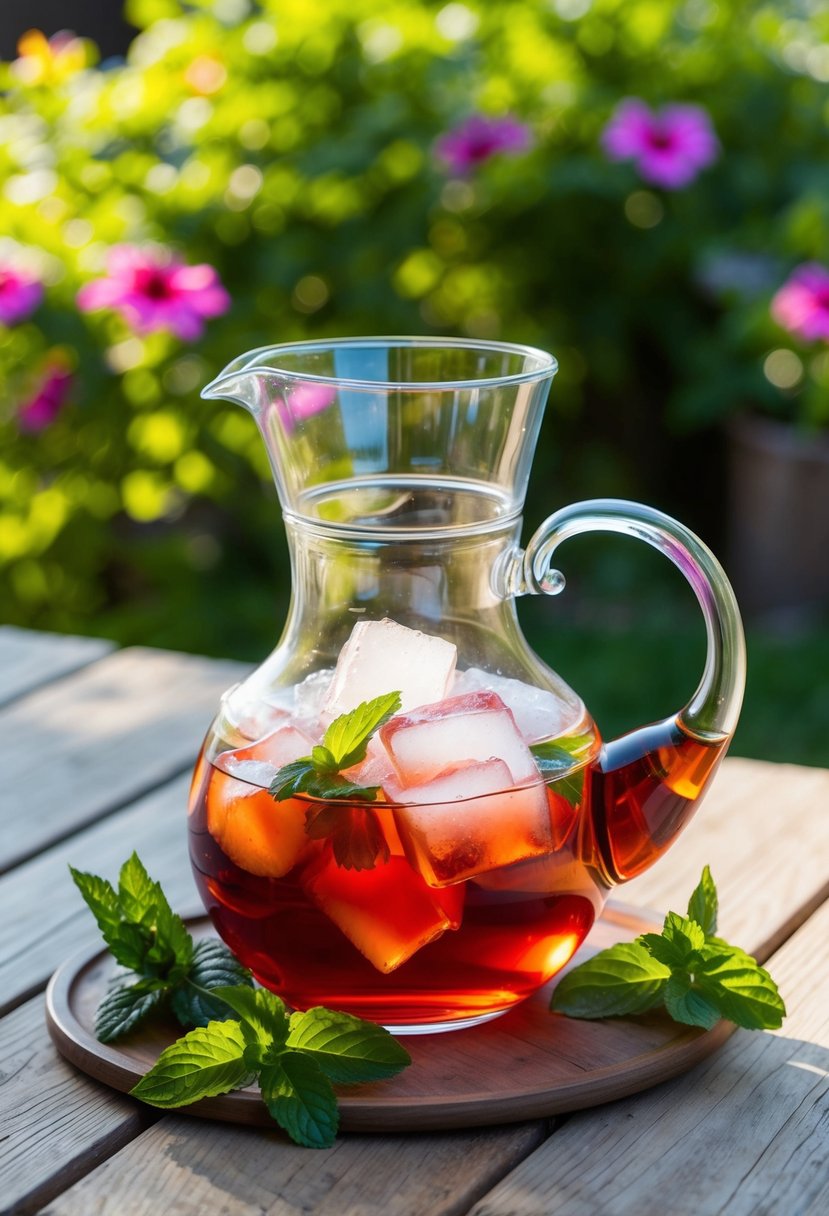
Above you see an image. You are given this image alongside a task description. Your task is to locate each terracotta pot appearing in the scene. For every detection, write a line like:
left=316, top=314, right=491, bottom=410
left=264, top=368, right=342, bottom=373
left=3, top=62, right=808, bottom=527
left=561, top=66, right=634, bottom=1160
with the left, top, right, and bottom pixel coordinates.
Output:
left=727, top=414, right=829, bottom=616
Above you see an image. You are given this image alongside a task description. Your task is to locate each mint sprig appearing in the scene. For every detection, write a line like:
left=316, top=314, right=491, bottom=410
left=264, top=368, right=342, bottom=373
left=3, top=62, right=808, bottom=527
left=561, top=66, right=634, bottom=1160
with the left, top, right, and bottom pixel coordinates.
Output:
left=269, top=690, right=402, bottom=802
left=551, top=866, right=786, bottom=1032
left=70, top=852, right=253, bottom=1041
left=269, top=691, right=402, bottom=871
left=131, top=986, right=411, bottom=1149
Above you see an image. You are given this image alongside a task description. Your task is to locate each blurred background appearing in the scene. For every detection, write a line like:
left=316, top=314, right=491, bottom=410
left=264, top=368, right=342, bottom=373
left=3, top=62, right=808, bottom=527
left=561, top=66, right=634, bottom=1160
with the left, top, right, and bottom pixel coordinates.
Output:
left=1, top=0, right=827, bottom=764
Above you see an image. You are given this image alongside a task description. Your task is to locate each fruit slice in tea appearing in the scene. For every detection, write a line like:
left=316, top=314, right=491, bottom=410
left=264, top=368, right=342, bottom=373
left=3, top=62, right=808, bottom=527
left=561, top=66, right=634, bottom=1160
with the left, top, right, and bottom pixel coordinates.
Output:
left=387, top=759, right=553, bottom=887
left=206, top=724, right=315, bottom=878
left=300, top=847, right=465, bottom=973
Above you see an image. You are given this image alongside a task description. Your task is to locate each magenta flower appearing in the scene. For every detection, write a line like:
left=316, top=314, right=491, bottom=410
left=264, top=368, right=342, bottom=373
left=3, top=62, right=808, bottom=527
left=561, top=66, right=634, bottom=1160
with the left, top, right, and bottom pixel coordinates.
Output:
left=77, top=246, right=230, bottom=341
left=435, top=114, right=532, bottom=175
left=0, top=266, right=43, bottom=325
left=18, top=365, right=72, bottom=432
left=771, top=263, right=829, bottom=343
left=601, top=99, right=719, bottom=190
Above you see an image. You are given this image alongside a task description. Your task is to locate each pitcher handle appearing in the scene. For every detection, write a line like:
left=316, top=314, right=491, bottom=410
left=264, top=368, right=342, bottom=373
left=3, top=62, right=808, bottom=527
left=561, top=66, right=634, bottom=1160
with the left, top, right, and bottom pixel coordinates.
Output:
left=516, top=498, right=746, bottom=742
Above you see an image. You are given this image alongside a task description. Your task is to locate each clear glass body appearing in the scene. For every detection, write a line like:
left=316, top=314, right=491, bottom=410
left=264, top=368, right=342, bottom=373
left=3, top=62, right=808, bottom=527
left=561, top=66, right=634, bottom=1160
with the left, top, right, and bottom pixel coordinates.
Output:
left=189, top=339, right=745, bottom=1032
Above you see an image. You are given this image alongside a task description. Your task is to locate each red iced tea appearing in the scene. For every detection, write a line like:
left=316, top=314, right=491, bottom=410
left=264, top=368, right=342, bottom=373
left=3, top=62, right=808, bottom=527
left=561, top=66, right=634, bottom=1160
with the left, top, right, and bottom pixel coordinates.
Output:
left=188, top=757, right=602, bottom=1028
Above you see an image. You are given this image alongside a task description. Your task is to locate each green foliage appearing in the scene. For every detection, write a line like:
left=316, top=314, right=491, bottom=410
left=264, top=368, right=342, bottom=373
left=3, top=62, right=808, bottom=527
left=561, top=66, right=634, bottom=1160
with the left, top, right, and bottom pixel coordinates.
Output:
left=1, top=1, right=828, bottom=660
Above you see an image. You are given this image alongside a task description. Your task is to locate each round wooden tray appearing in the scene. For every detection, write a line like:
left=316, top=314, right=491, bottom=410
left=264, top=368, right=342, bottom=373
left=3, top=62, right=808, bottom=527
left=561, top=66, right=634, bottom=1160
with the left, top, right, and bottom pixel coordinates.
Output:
left=45, top=905, right=733, bottom=1132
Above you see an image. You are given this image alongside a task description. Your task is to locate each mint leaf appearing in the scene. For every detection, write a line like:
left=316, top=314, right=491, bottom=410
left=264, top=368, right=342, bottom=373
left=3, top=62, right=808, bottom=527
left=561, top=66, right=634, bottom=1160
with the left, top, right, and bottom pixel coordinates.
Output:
left=169, top=940, right=254, bottom=1028
left=69, top=868, right=121, bottom=942
left=641, top=911, right=706, bottom=969
left=551, top=942, right=670, bottom=1018
left=286, top=1007, right=412, bottom=1083
left=269, top=762, right=380, bottom=804
left=96, top=978, right=166, bottom=1043
left=209, top=985, right=290, bottom=1046
left=304, top=803, right=390, bottom=870
left=117, top=852, right=160, bottom=923
left=260, top=1052, right=339, bottom=1149
left=663, top=974, right=722, bottom=1030
left=130, top=1020, right=253, bottom=1108
left=696, top=943, right=786, bottom=1030
left=552, top=867, right=786, bottom=1035
left=687, top=864, right=718, bottom=936
left=323, top=691, right=402, bottom=769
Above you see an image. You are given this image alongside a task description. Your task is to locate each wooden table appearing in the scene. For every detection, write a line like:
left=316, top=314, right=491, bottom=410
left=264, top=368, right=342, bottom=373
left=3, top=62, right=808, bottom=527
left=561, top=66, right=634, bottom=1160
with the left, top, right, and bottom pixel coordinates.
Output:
left=2, top=625, right=828, bottom=1216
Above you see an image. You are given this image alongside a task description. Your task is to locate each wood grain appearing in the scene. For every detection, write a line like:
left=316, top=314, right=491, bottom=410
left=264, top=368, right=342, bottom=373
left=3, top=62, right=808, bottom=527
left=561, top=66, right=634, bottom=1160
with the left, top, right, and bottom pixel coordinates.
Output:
left=39, top=1115, right=548, bottom=1216
left=0, top=775, right=196, bottom=1016
left=0, top=626, right=113, bottom=707
left=0, top=995, right=151, bottom=1216
left=465, top=895, right=829, bottom=1216
left=0, top=645, right=246, bottom=872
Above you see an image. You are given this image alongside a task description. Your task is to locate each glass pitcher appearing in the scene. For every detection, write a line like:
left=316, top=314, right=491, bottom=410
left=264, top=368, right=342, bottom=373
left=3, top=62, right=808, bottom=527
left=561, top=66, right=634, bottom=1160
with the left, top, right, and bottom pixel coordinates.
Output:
left=188, top=337, right=745, bottom=1033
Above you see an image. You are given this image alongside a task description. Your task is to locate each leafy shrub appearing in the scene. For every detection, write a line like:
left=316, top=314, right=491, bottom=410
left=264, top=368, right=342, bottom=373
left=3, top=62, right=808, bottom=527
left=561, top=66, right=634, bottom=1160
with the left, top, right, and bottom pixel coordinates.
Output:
left=1, top=0, right=827, bottom=655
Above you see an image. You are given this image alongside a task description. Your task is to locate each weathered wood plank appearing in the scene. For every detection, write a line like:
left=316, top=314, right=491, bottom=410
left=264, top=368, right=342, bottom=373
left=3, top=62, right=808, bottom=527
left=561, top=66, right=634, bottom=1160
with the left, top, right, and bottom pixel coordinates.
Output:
left=0, top=774, right=196, bottom=1016
left=38, top=1115, right=548, bottom=1216
left=0, top=646, right=246, bottom=872
left=464, top=895, right=829, bottom=1216
left=623, top=757, right=829, bottom=962
left=0, top=626, right=113, bottom=707
left=0, top=995, right=152, bottom=1216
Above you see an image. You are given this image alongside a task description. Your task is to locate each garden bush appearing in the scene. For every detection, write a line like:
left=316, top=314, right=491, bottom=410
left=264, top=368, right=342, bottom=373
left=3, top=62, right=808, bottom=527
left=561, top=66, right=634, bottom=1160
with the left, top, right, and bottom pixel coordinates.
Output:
left=1, top=0, right=828, bottom=659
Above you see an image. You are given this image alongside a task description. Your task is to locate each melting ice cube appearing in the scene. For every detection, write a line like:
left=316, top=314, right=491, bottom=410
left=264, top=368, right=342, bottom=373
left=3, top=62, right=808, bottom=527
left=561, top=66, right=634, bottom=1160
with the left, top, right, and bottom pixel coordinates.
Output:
left=451, top=668, right=571, bottom=743
left=380, top=690, right=539, bottom=786
left=387, top=759, right=553, bottom=886
left=301, top=853, right=464, bottom=973
left=293, top=668, right=334, bottom=724
left=322, top=618, right=457, bottom=718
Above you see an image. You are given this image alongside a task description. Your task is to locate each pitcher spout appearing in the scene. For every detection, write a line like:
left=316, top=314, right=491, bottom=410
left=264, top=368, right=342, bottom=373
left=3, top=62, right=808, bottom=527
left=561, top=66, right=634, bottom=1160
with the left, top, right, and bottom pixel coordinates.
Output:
left=201, top=348, right=271, bottom=410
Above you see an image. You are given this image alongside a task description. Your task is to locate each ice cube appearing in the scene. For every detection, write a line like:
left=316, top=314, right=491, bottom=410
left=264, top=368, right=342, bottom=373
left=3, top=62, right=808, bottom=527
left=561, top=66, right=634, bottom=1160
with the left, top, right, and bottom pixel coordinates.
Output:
left=380, top=690, right=539, bottom=786
left=217, top=724, right=316, bottom=786
left=387, top=759, right=553, bottom=886
left=223, top=697, right=291, bottom=744
left=206, top=772, right=309, bottom=879
left=452, top=668, right=570, bottom=743
left=293, top=668, right=334, bottom=724
left=322, top=618, right=457, bottom=718
left=301, top=853, right=465, bottom=973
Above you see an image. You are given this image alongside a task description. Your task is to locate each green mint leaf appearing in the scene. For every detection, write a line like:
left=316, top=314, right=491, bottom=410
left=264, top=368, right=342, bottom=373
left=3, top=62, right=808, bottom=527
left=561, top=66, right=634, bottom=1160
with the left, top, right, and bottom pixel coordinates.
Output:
left=259, top=1052, right=339, bottom=1149
left=311, top=745, right=338, bottom=772
left=209, top=985, right=290, bottom=1046
left=130, top=1019, right=253, bottom=1108
left=322, top=691, right=402, bottom=769
left=687, top=865, right=718, bottom=936
left=662, top=974, right=722, bottom=1030
left=269, top=759, right=317, bottom=800
left=551, top=942, right=670, bottom=1018
left=696, top=942, right=786, bottom=1030
left=286, top=1007, right=412, bottom=1083
left=69, top=868, right=121, bottom=942
left=640, top=911, right=706, bottom=970
left=169, top=940, right=254, bottom=1028
left=117, top=852, right=160, bottom=923
left=304, top=803, right=390, bottom=870
left=95, top=978, right=166, bottom=1043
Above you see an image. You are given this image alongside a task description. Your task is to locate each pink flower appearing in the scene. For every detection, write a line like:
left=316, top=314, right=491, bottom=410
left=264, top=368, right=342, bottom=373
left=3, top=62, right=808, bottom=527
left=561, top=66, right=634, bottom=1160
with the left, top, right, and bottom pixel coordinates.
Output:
left=601, top=99, right=719, bottom=190
left=0, top=266, right=43, bottom=325
left=771, top=264, right=829, bottom=343
left=435, top=114, right=532, bottom=175
left=77, top=246, right=230, bottom=341
left=18, top=365, right=72, bottom=432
